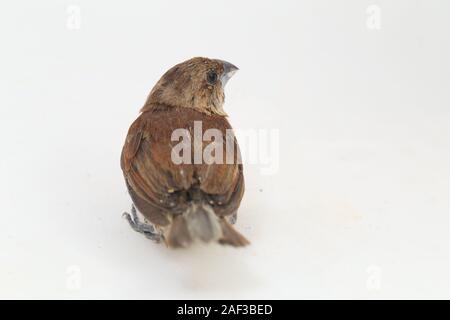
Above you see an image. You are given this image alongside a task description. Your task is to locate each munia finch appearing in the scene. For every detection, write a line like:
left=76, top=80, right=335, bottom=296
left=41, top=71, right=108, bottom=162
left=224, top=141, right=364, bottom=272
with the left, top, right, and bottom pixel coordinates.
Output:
left=121, top=57, right=249, bottom=248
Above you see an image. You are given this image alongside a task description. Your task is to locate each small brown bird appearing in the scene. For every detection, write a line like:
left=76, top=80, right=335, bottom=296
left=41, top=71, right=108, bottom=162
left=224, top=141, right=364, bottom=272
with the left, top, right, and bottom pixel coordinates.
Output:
left=121, top=57, right=249, bottom=248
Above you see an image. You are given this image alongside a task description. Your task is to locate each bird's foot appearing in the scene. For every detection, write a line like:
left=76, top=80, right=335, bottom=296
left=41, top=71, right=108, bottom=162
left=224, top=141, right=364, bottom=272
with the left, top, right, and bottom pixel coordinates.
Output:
left=123, top=205, right=162, bottom=243
left=228, top=212, right=238, bottom=225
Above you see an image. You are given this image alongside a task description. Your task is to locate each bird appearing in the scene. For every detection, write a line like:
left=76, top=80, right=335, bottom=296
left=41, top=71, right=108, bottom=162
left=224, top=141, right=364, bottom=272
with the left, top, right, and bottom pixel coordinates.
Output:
left=121, top=57, right=249, bottom=248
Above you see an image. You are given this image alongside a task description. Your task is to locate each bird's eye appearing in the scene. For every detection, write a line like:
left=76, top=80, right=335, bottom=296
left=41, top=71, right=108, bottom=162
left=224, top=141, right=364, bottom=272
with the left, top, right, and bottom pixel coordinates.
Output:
left=207, top=70, right=218, bottom=84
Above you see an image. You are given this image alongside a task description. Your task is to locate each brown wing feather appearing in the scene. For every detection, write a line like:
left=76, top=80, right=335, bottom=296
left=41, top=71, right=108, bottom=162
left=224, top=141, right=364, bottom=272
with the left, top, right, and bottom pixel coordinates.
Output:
left=121, top=106, right=244, bottom=227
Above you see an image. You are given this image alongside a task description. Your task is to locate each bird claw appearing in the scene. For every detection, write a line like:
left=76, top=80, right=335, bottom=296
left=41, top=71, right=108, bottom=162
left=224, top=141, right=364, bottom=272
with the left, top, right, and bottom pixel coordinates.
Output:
left=228, top=212, right=238, bottom=225
left=123, top=204, right=162, bottom=243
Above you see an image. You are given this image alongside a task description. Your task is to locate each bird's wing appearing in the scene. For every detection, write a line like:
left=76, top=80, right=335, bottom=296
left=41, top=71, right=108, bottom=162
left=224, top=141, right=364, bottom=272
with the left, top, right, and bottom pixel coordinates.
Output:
left=199, top=162, right=245, bottom=217
left=193, top=114, right=245, bottom=217
left=121, top=111, right=195, bottom=226
left=121, top=108, right=244, bottom=225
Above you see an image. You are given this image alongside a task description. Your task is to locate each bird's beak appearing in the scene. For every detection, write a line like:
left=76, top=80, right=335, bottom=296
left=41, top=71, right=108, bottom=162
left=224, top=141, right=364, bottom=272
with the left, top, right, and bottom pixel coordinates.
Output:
left=219, top=60, right=239, bottom=87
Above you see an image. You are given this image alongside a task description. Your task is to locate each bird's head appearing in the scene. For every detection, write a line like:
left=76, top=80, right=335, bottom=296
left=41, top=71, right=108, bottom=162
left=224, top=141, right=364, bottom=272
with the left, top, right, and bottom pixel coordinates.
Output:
left=141, top=57, right=238, bottom=116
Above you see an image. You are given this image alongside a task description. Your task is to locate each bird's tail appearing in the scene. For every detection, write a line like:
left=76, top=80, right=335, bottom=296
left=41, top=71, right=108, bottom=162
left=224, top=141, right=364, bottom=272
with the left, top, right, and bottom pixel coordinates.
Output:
left=166, top=202, right=249, bottom=248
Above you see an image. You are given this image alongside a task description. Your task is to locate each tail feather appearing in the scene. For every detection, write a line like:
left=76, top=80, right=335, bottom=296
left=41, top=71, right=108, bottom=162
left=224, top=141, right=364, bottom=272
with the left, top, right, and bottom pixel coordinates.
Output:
left=186, top=203, right=222, bottom=243
left=165, top=202, right=249, bottom=248
left=166, top=214, right=192, bottom=248
left=218, top=218, right=250, bottom=247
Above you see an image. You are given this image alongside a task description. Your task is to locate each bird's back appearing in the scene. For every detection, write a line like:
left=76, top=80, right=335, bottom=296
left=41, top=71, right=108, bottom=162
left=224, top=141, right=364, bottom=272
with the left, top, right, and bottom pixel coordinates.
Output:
left=121, top=105, right=246, bottom=247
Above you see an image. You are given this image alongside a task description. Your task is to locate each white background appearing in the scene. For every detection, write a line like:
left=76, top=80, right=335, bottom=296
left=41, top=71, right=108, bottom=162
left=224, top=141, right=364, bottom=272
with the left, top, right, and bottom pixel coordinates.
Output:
left=1, top=0, right=450, bottom=299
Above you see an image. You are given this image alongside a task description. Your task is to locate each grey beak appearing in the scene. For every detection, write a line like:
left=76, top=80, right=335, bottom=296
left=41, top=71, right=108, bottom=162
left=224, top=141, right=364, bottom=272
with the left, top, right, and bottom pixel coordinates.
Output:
left=219, top=60, right=239, bottom=87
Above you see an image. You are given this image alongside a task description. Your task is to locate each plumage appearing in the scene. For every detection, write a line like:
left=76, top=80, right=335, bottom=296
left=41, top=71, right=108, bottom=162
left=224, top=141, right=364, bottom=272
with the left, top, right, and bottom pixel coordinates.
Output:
left=121, top=57, right=249, bottom=248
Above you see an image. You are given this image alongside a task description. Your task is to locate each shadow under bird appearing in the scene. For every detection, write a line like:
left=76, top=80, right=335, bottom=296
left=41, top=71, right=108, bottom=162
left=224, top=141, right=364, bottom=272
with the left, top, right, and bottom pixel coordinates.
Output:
left=121, top=57, right=249, bottom=248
